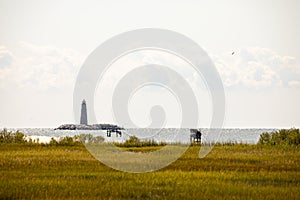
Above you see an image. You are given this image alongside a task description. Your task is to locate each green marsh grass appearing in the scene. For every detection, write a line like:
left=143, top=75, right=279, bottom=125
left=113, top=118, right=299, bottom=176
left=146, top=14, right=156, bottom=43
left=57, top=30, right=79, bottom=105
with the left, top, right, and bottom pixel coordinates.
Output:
left=0, top=143, right=299, bottom=199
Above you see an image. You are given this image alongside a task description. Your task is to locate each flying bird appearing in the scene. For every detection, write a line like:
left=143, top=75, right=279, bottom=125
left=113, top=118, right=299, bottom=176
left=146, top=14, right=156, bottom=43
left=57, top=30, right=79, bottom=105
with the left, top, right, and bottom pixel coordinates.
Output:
left=232, top=52, right=235, bottom=55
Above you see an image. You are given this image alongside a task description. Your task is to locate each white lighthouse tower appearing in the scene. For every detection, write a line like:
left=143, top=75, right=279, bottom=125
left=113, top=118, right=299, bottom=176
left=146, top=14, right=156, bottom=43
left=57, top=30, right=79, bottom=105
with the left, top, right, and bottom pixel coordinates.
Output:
left=80, top=99, right=88, bottom=125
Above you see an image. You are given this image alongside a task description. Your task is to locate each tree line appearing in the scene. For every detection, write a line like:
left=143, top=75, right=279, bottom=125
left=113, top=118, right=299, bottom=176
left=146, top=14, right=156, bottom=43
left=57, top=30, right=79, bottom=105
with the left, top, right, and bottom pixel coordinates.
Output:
left=258, top=128, right=300, bottom=146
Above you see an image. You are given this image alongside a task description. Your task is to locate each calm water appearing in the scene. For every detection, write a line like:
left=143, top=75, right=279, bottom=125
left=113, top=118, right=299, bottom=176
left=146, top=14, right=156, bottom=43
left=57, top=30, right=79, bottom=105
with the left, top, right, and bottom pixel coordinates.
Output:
left=7, top=128, right=277, bottom=144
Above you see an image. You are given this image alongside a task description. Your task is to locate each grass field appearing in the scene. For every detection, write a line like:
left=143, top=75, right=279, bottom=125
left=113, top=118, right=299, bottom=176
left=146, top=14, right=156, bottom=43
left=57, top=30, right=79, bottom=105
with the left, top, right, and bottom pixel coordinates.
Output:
left=0, top=144, right=300, bottom=199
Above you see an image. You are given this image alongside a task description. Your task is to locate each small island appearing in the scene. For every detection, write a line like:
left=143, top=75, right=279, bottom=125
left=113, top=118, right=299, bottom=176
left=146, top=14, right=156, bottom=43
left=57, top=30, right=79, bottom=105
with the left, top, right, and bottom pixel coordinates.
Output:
left=54, top=123, right=124, bottom=131
left=55, top=100, right=123, bottom=131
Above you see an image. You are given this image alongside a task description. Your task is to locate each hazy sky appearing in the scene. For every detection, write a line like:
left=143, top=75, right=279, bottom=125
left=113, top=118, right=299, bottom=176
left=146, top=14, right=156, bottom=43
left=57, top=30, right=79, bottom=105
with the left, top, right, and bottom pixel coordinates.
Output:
left=0, top=0, right=300, bottom=128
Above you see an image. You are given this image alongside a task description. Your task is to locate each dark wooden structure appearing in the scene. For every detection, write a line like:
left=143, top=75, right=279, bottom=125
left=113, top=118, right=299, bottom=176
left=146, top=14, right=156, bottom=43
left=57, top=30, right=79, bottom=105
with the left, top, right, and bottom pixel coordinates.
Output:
left=190, top=129, right=202, bottom=143
left=106, top=129, right=122, bottom=137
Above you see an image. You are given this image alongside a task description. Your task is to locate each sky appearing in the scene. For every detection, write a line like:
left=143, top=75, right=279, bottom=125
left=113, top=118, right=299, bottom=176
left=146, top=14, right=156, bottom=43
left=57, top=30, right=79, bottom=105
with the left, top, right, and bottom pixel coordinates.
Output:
left=0, top=0, right=300, bottom=128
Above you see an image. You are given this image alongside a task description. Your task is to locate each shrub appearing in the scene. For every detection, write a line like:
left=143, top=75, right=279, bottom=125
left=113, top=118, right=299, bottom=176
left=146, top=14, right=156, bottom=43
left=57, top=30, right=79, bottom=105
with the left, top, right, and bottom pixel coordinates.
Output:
left=58, top=136, right=76, bottom=146
left=49, top=137, right=59, bottom=145
left=258, top=128, right=300, bottom=146
left=77, top=134, right=104, bottom=144
left=258, top=132, right=271, bottom=145
left=48, top=136, right=80, bottom=146
left=92, top=136, right=105, bottom=143
left=0, top=128, right=27, bottom=144
left=115, top=136, right=166, bottom=147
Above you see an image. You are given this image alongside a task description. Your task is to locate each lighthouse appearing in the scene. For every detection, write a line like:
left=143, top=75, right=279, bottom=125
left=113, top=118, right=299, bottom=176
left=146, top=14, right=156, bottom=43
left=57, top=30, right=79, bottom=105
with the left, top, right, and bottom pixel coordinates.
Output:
left=80, top=99, right=88, bottom=125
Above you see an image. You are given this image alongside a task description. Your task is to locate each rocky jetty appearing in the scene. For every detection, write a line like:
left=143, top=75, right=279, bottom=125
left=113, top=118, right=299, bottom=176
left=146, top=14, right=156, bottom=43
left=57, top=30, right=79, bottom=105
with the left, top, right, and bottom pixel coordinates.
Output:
left=54, top=124, right=124, bottom=130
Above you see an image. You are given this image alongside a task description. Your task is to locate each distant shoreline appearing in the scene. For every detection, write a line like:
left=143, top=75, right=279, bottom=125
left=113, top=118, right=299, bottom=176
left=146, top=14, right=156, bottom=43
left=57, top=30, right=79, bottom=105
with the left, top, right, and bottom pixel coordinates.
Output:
left=54, top=123, right=124, bottom=130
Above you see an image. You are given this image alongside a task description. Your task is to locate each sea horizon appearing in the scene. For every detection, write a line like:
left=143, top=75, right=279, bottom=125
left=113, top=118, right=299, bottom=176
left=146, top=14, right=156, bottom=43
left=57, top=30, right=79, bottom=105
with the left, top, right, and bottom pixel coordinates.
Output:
left=3, top=127, right=281, bottom=144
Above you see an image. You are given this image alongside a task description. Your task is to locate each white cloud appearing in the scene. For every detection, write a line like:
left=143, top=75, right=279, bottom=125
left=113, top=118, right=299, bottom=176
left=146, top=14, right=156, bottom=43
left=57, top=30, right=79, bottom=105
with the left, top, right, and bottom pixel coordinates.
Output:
left=0, top=46, right=14, bottom=68
left=288, top=80, right=300, bottom=87
left=0, top=42, right=84, bottom=91
left=3, top=44, right=298, bottom=92
left=213, top=47, right=300, bottom=89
